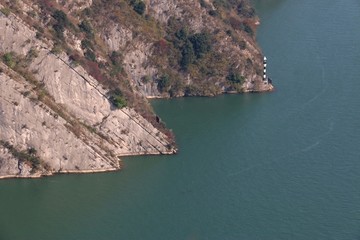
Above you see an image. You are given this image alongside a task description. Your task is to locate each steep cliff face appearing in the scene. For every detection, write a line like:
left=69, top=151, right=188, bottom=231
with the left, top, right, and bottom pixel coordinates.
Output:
left=0, top=5, right=174, bottom=178
left=0, top=0, right=272, bottom=178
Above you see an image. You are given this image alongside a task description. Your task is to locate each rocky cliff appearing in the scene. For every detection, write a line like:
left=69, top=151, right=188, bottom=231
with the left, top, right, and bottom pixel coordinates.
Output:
left=0, top=0, right=272, bottom=178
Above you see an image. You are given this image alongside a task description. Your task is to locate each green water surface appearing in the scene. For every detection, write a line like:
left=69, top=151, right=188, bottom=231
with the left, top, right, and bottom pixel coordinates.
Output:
left=1, top=0, right=360, bottom=239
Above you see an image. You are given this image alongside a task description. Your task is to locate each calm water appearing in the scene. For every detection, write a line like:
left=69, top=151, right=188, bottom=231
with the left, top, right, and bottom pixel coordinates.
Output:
left=1, top=1, right=360, bottom=239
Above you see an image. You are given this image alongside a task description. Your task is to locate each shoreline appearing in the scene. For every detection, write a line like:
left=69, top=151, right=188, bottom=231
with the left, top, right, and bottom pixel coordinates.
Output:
left=0, top=149, right=176, bottom=180
left=0, top=85, right=271, bottom=180
left=0, top=167, right=119, bottom=180
left=146, top=83, right=275, bottom=99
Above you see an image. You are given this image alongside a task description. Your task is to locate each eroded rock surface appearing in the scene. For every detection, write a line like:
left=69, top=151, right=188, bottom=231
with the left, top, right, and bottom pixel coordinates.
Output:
left=0, top=9, right=174, bottom=178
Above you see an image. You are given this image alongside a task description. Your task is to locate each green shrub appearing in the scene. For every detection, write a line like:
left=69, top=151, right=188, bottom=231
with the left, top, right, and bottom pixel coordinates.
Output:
left=110, top=64, right=123, bottom=77
left=169, top=29, right=213, bottom=72
left=52, top=10, right=69, bottom=28
left=36, top=32, right=43, bottom=39
left=82, top=7, right=92, bottom=17
left=34, top=25, right=44, bottom=39
left=208, top=10, right=218, bottom=17
left=129, top=0, right=146, bottom=15
left=26, top=48, right=39, bottom=61
left=245, top=58, right=253, bottom=70
left=0, top=7, right=11, bottom=17
left=69, top=54, right=81, bottom=67
left=52, top=10, right=69, bottom=40
left=184, top=84, right=201, bottom=96
left=157, top=74, right=171, bottom=92
left=27, top=10, right=36, bottom=18
left=2, top=52, right=16, bottom=68
left=189, top=32, right=211, bottom=59
left=79, top=20, right=94, bottom=38
left=111, top=95, right=127, bottom=108
left=175, top=28, right=188, bottom=41
left=109, top=89, right=127, bottom=108
left=50, top=43, right=62, bottom=54
left=81, top=39, right=96, bottom=61
left=239, top=7, right=255, bottom=18
left=109, top=51, right=123, bottom=76
left=81, top=39, right=93, bottom=50
left=244, top=24, right=254, bottom=36
left=109, top=51, right=123, bottom=65
left=227, top=72, right=245, bottom=84
left=141, top=75, right=151, bottom=84
left=84, top=50, right=96, bottom=61
left=0, top=141, right=41, bottom=170
left=200, top=0, right=208, bottom=8
left=134, top=2, right=146, bottom=15
left=53, top=23, right=65, bottom=39
left=239, top=40, right=246, bottom=50
left=180, top=40, right=195, bottom=70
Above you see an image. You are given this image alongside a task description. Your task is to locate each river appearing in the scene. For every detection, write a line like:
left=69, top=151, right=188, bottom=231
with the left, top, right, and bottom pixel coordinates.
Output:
left=1, top=0, right=360, bottom=239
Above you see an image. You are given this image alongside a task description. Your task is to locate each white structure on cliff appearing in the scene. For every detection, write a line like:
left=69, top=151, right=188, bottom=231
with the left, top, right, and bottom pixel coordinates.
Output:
left=263, top=56, right=268, bottom=84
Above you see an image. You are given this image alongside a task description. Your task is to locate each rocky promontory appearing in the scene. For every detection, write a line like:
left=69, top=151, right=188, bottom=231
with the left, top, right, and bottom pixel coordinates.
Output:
left=0, top=0, right=272, bottom=178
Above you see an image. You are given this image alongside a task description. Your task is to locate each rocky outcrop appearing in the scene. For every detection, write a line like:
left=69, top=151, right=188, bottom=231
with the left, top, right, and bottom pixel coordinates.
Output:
left=0, top=0, right=272, bottom=178
left=96, top=0, right=273, bottom=98
left=0, top=69, right=118, bottom=177
left=0, top=8, right=174, bottom=178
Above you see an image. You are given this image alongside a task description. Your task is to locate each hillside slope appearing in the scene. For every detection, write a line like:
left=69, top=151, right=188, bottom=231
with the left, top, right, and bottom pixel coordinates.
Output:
left=0, top=0, right=272, bottom=178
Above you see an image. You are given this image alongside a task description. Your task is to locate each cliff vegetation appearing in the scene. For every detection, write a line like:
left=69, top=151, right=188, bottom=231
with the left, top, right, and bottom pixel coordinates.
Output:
left=0, top=0, right=272, bottom=178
